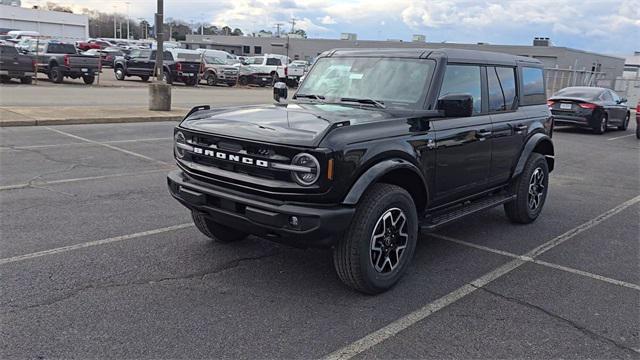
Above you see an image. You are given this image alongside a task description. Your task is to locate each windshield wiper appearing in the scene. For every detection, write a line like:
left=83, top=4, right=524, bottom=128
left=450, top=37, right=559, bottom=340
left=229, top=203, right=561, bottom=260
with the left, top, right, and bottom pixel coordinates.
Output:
left=294, top=94, right=326, bottom=100
left=339, top=97, right=386, bottom=109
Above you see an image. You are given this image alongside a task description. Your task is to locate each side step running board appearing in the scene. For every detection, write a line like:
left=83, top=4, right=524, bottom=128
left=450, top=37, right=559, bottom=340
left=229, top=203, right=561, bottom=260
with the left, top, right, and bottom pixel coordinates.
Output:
left=420, top=193, right=516, bottom=232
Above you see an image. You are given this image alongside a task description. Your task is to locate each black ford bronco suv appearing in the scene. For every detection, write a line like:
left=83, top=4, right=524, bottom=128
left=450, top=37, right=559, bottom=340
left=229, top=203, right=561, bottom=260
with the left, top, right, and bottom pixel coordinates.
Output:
left=168, top=48, right=554, bottom=294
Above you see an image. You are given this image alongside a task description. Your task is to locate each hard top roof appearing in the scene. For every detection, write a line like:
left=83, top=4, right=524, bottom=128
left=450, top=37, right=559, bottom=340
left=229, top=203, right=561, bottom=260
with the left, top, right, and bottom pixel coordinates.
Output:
left=326, top=47, right=542, bottom=66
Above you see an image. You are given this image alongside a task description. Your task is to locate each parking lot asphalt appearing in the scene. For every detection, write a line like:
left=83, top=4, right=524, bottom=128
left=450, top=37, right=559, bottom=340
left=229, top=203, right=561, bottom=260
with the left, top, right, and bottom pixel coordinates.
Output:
left=1, top=120, right=639, bottom=359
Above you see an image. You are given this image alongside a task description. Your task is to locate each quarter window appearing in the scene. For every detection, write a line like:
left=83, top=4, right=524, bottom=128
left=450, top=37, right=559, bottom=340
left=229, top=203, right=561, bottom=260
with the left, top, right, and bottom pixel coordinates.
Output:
left=522, top=67, right=545, bottom=96
left=488, top=67, right=517, bottom=112
left=439, top=65, right=482, bottom=114
left=266, top=57, right=281, bottom=66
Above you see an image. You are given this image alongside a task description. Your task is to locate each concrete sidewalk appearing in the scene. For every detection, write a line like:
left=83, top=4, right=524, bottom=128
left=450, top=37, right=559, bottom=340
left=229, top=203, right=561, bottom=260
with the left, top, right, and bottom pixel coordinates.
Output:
left=0, top=106, right=188, bottom=127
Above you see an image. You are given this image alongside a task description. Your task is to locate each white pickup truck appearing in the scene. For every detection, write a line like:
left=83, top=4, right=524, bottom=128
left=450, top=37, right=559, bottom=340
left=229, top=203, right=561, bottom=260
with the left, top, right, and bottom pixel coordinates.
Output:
left=240, top=54, right=304, bottom=87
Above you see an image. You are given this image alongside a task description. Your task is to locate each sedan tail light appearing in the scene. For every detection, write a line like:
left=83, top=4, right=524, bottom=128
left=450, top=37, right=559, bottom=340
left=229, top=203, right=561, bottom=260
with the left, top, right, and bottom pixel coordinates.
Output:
left=578, top=103, right=598, bottom=109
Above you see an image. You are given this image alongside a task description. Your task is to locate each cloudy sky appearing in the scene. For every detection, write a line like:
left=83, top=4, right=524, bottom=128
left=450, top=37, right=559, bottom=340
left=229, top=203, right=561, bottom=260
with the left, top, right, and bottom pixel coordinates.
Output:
left=23, top=0, right=640, bottom=55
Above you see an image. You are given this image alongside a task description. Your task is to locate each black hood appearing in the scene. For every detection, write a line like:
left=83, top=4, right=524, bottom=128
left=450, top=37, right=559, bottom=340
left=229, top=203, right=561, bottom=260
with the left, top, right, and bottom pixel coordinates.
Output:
left=180, top=103, right=394, bottom=147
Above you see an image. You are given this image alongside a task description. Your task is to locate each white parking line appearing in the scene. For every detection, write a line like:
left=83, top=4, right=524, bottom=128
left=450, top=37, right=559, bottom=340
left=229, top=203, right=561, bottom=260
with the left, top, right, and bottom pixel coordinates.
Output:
left=324, top=194, right=640, bottom=360
left=0, top=223, right=194, bottom=266
left=607, top=134, right=636, bottom=141
left=0, top=168, right=173, bottom=191
left=0, top=137, right=171, bottom=151
left=430, top=234, right=640, bottom=291
left=43, top=126, right=168, bottom=165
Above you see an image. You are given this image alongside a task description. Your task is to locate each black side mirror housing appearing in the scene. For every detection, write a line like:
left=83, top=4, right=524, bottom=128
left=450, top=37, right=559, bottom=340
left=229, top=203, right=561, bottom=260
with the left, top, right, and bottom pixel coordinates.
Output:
left=124, top=55, right=131, bottom=60
left=438, top=93, right=474, bottom=117
left=273, top=82, right=288, bottom=103
left=619, top=97, right=627, bottom=104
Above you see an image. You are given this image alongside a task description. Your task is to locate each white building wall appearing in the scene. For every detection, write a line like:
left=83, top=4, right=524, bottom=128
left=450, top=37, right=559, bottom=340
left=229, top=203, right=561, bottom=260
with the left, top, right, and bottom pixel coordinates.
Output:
left=0, top=4, right=88, bottom=42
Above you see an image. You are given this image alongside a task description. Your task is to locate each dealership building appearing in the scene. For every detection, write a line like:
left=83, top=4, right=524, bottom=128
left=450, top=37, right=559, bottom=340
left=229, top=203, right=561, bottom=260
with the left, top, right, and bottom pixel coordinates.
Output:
left=0, top=4, right=89, bottom=42
left=183, top=34, right=626, bottom=92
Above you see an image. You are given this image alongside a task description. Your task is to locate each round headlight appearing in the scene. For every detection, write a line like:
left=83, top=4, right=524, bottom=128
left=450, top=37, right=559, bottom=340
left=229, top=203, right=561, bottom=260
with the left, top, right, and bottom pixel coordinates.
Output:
left=291, top=153, right=320, bottom=186
left=174, top=131, right=186, bottom=158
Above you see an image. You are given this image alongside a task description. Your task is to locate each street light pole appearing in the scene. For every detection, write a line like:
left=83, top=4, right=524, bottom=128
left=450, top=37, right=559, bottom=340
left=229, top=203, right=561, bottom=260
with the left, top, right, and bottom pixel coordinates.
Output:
left=112, top=5, right=117, bottom=39
left=126, top=2, right=130, bottom=39
left=149, top=0, right=170, bottom=111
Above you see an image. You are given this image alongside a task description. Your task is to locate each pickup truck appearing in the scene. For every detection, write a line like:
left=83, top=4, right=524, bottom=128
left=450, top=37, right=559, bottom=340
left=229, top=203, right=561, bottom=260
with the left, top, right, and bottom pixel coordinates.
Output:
left=238, top=54, right=302, bottom=87
left=31, top=42, right=100, bottom=84
left=200, top=54, right=238, bottom=86
left=0, top=44, right=35, bottom=84
left=113, top=49, right=200, bottom=85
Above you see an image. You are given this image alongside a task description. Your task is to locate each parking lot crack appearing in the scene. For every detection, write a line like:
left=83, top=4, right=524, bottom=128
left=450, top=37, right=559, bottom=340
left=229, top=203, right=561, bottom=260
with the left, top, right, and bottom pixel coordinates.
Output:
left=1, top=251, right=280, bottom=314
left=473, top=285, right=640, bottom=356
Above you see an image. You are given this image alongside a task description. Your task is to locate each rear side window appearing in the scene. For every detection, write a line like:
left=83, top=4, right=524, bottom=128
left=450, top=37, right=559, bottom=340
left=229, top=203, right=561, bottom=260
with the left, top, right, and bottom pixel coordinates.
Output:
left=266, top=57, right=282, bottom=66
left=488, top=67, right=517, bottom=112
left=0, top=45, right=18, bottom=56
left=439, top=65, right=482, bottom=114
left=47, top=44, right=76, bottom=54
left=521, top=67, right=545, bottom=105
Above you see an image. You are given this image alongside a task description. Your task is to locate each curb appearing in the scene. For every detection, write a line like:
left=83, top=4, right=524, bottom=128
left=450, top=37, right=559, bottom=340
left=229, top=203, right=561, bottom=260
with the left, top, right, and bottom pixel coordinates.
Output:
left=0, top=115, right=183, bottom=127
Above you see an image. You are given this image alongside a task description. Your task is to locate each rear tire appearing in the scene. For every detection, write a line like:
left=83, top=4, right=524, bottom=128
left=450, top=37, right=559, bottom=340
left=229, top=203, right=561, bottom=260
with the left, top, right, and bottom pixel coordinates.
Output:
left=140, top=75, right=149, bottom=82
left=238, top=76, right=248, bottom=86
left=51, top=67, right=64, bottom=83
left=20, top=76, right=32, bottom=84
left=618, top=113, right=629, bottom=131
left=504, top=153, right=549, bottom=224
left=0, top=75, right=10, bottom=83
left=82, top=75, right=95, bottom=85
left=332, top=183, right=418, bottom=294
left=192, top=211, right=247, bottom=243
left=592, top=113, right=608, bottom=134
left=163, top=71, right=173, bottom=85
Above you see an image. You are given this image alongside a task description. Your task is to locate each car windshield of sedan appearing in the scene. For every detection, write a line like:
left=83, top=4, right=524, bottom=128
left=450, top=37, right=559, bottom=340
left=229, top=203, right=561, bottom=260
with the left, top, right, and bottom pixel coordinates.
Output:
left=296, top=57, right=435, bottom=108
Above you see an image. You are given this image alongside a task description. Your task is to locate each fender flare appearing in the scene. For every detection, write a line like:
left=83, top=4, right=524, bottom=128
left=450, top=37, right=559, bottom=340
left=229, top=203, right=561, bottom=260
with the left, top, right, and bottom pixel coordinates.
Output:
left=342, top=158, right=428, bottom=206
left=513, top=133, right=555, bottom=177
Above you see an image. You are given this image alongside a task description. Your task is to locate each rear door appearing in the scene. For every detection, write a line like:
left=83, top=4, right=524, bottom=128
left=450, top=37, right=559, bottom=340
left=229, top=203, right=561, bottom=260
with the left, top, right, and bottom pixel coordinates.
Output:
left=487, top=65, right=530, bottom=185
left=607, top=90, right=626, bottom=124
left=432, top=64, right=493, bottom=204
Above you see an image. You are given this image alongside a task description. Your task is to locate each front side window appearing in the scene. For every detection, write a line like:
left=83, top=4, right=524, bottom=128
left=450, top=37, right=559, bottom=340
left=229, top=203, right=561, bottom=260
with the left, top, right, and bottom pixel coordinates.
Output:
left=439, top=65, right=482, bottom=114
left=488, top=67, right=517, bottom=112
left=297, top=57, right=435, bottom=109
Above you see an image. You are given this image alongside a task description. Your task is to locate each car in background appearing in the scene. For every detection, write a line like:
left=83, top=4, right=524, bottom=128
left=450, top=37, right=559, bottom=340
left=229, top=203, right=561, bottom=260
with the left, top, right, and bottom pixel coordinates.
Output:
left=114, top=48, right=200, bottom=85
left=76, top=41, right=101, bottom=51
left=548, top=86, right=630, bottom=134
left=82, top=47, right=124, bottom=67
left=636, top=102, right=640, bottom=139
left=200, top=54, right=238, bottom=86
left=31, top=41, right=100, bottom=84
left=0, top=44, right=35, bottom=84
left=290, top=60, right=309, bottom=72
left=240, top=54, right=289, bottom=85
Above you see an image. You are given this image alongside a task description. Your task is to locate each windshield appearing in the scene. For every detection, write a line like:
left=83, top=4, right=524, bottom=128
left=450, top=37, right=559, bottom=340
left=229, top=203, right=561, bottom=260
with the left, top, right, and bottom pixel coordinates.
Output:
left=296, top=57, right=435, bottom=108
left=554, top=87, right=603, bottom=100
left=205, top=56, right=225, bottom=65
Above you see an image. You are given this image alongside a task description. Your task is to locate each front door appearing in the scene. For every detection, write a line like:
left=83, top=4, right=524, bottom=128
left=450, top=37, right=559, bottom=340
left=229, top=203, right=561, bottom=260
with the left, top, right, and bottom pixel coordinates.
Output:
left=432, top=64, right=492, bottom=204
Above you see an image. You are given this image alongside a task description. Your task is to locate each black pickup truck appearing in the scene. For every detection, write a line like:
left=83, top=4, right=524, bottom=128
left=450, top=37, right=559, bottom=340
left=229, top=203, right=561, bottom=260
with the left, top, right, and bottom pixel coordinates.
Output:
left=168, top=48, right=555, bottom=294
left=0, top=44, right=34, bottom=84
left=113, top=49, right=200, bottom=85
left=31, top=42, right=100, bottom=84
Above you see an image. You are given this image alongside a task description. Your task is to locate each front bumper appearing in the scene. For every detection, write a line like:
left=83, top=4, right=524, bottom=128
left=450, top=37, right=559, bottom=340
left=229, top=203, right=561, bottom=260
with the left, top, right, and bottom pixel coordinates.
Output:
left=167, top=170, right=354, bottom=247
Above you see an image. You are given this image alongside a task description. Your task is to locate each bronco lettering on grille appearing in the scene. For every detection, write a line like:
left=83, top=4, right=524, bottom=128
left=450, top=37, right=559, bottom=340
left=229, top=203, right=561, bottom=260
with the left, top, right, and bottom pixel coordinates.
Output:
left=192, top=147, right=269, bottom=168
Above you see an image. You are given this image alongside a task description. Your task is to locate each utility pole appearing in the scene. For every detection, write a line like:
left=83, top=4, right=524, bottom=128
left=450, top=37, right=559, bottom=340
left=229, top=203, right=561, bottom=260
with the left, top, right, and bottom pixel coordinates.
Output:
left=155, top=1, right=164, bottom=81
left=126, top=2, right=130, bottom=39
left=290, top=17, right=297, bottom=34
left=274, top=23, right=283, bottom=38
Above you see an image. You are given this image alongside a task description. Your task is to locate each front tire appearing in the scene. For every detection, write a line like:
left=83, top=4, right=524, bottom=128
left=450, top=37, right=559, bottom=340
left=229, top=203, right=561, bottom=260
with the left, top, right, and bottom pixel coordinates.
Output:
left=192, top=211, right=247, bottom=243
left=206, top=72, right=217, bottom=86
left=504, top=153, right=549, bottom=224
left=114, top=67, right=125, bottom=80
left=140, top=75, right=149, bottom=82
left=333, top=183, right=418, bottom=294
left=20, top=76, right=32, bottom=84
left=163, top=71, right=173, bottom=85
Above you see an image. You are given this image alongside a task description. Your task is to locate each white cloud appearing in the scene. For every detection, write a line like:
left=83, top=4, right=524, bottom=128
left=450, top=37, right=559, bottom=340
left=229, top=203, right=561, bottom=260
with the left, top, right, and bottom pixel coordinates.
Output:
left=318, top=15, right=337, bottom=25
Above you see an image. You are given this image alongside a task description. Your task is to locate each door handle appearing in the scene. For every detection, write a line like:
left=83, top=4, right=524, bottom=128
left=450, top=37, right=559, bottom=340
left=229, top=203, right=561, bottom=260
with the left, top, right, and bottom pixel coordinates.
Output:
left=477, top=130, right=492, bottom=137
left=515, top=124, right=528, bottom=130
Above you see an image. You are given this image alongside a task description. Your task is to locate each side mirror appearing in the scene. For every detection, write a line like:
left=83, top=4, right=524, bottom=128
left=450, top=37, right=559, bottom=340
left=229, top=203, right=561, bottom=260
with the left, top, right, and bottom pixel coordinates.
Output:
left=273, top=82, right=288, bottom=103
left=124, top=55, right=131, bottom=60
left=437, top=93, right=474, bottom=117
left=619, top=98, right=627, bottom=104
